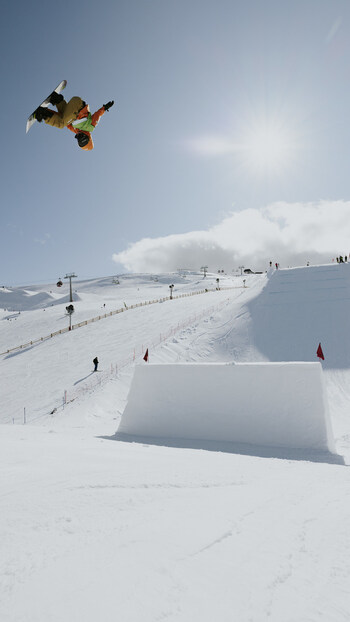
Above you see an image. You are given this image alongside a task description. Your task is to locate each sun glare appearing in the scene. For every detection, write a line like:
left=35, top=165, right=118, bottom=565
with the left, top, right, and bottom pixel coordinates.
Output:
left=241, top=122, right=295, bottom=175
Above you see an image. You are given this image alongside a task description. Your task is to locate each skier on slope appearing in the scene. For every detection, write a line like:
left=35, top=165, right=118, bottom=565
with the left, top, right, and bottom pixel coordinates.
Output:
left=34, top=91, right=114, bottom=151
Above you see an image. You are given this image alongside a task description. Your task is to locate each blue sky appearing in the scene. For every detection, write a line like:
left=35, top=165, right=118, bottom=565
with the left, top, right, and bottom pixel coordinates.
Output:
left=2, top=0, right=350, bottom=284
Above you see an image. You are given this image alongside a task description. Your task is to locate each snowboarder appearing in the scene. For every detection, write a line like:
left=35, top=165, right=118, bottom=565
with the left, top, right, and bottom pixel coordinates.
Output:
left=93, top=357, right=99, bottom=372
left=34, top=90, right=114, bottom=151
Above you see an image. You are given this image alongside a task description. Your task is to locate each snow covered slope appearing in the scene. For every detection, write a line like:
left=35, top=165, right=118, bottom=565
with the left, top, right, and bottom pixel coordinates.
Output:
left=1, top=266, right=350, bottom=622
left=0, top=271, right=247, bottom=425
left=249, top=263, right=350, bottom=368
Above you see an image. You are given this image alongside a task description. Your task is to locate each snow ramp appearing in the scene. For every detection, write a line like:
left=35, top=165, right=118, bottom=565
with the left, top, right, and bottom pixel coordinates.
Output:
left=249, top=263, right=350, bottom=368
left=118, top=362, right=337, bottom=457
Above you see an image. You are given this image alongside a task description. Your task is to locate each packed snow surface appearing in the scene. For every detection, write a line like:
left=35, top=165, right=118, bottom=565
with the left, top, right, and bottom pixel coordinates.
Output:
left=1, top=266, right=350, bottom=621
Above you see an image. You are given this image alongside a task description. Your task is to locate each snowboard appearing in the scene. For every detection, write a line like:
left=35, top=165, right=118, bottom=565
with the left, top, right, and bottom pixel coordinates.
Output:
left=26, top=80, right=67, bottom=133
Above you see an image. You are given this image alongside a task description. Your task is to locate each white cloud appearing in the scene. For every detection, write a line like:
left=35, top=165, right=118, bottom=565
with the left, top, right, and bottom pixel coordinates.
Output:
left=184, top=124, right=299, bottom=176
left=184, top=135, right=239, bottom=157
left=34, top=233, right=51, bottom=246
left=113, top=201, right=350, bottom=272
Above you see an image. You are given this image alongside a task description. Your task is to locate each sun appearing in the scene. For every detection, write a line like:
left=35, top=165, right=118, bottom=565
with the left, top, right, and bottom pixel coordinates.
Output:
left=247, top=128, right=288, bottom=166
left=240, top=121, right=296, bottom=175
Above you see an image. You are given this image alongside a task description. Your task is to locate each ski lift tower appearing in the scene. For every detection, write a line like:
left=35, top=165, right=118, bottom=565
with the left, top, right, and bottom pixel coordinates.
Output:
left=200, top=266, right=208, bottom=278
left=64, top=273, right=77, bottom=302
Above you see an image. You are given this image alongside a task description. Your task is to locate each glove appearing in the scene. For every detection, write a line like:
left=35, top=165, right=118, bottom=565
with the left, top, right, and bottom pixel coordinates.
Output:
left=104, top=100, right=114, bottom=111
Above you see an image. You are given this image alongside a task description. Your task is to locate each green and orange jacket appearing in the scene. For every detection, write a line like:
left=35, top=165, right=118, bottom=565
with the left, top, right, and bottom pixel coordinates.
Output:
left=67, top=105, right=106, bottom=151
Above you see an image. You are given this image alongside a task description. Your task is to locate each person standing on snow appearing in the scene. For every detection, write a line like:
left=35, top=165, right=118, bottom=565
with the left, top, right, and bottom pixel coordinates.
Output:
left=93, top=357, right=99, bottom=372
left=34, top=91, right=114, bottom=151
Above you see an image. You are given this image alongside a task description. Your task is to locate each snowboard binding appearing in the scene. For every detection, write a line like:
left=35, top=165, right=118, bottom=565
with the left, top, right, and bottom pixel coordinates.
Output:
left=34, top=107, right=54, bottom=123
left=49, top=91, right=64, bottom=106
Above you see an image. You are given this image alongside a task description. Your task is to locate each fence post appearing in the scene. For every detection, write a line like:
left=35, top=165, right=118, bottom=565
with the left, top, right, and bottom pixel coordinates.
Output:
left=23, top=407, right=26, bottom=425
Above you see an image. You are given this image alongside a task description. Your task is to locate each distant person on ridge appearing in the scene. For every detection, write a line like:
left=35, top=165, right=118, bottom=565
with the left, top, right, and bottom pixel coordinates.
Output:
left=93, top=357, right=99, bottom=372
left=34, top=90, right=114, bottom=151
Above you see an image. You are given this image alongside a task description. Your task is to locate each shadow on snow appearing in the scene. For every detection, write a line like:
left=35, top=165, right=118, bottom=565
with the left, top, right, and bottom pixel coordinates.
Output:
left=101, top=432, right=346, bottom=466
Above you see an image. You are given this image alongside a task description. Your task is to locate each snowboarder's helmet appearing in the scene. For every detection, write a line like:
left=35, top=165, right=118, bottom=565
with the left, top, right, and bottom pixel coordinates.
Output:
left=75, top=132, right=90, bottom=148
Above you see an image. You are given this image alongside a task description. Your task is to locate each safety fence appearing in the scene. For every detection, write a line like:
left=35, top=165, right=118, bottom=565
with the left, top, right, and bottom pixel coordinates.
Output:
left=0, top=286, right=240, bottom=357
left=6, top=296, right=231, bottom=425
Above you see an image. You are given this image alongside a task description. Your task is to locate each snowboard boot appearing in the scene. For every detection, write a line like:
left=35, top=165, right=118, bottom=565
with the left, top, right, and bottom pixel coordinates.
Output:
left=49, top=91, right=64, bottom=106
left=34, top=107, right=54, bottom=123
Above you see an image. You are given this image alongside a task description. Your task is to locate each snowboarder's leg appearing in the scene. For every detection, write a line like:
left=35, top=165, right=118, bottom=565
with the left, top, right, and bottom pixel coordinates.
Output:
left=43, top=98, right=70, bottom=129
left=34, top=95, right=67, bottom=128
left=62, top=96, right=85, bottom=124
left=44, top=96, right=85, bottom=129
left=43, top=108, right=66, bottom=129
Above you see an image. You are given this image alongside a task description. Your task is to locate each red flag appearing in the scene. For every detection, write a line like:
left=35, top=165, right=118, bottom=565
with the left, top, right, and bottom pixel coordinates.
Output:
left=317, top=343, right=324, bottom=360
left=143, top=348, right=149, bottom=362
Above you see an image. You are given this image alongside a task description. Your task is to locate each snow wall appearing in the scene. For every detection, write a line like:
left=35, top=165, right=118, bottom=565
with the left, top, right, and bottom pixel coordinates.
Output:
left=118, top=362, right=336, bottom=453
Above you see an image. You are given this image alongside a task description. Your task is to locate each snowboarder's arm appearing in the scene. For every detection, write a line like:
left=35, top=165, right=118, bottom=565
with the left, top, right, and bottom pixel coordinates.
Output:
left=66, top=123, right=77, bottom=134
left=90, top=101, right=114, bottom=127
left=91, top=106, right=106, bottom=127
